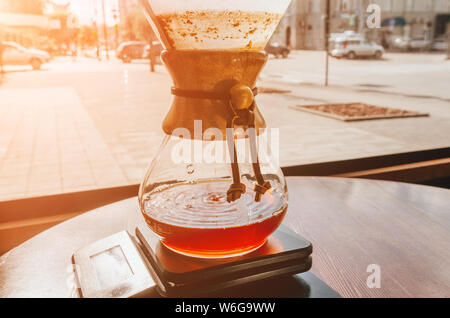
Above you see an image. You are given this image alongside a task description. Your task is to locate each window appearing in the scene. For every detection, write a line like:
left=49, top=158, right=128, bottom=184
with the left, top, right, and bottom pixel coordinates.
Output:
left=405, top=0, right=414, bottom=11
left=382, top=0, right=392, bottom=11
left=342, top=0, right=349, bottom=11
left=434, top=0, right=450, bottom=12
left=413, top=0, right=433, bottom=12
left=0, top=0, right=448, bottom=205
left=392, top=0, right=405, bottom=12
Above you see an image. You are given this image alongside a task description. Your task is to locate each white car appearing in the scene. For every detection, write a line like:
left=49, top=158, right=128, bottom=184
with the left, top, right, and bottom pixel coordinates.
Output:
left=391, top=37, right=432, bottom=51
left=432, top=38, right=449, bottom=51
left=391, top=36, right=410, bottom=51
left=1, top=42, right=50, bottom=70
left=331, top=38, right=384, bottom=59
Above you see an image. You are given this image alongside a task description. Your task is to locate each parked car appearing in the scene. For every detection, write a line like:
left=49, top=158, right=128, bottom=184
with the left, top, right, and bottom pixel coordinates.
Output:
left=1, top=41, right=50, bottom=70
left=409, top=37, right=432, bottom=51
left=390, top=36, right=410, bottom=51
left=116, top=41, right=147, bottom=63
left=331, top=38, right=384, bottom=59
left=265, top=42, right=290, bottom=58
left=329, top=31, right=364, bottom=50
left=391, top=36, right=432, bottom=51
left=431, top=38, right=449, bottom=51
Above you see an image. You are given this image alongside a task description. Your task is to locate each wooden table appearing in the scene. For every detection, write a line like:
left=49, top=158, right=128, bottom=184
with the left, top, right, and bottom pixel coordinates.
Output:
left=1, top=177, right=449, bottom=298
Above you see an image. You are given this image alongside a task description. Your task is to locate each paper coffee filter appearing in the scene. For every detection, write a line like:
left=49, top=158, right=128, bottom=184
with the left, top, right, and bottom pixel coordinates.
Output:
left=142, top=0, right=292, bottom=50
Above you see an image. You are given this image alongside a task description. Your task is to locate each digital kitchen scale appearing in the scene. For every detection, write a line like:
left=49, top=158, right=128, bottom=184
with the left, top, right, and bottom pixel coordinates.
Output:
left=73, top=224, right=339, bottom=298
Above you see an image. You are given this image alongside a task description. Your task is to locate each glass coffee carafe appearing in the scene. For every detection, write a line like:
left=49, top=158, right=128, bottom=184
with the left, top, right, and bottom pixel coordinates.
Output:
left=138, top=0, right=292, bottom=258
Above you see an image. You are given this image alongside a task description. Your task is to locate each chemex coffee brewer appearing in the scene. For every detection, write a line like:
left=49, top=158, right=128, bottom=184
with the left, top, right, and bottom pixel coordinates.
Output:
left=138, top=0, right=292, bottom=259
left=73, top=0, right=320, bottom=298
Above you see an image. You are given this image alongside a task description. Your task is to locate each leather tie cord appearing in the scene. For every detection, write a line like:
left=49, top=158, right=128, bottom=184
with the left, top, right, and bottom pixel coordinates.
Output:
left=171, top=87, right=258, bottom=101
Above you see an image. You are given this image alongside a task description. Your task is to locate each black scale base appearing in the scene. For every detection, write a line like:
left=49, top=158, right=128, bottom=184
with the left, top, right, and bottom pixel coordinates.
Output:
left=136, top=224, right=339, bottom=298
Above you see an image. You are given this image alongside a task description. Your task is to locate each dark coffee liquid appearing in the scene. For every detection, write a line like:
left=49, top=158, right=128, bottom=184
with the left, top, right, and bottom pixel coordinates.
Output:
left=141, top=179, right=287, bottom=258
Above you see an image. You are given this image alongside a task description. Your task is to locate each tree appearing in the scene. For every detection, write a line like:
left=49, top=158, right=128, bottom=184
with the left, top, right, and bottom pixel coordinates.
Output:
left=78, top=25, right=97, bottom=49
left=123, top=9, right=156, bottom=42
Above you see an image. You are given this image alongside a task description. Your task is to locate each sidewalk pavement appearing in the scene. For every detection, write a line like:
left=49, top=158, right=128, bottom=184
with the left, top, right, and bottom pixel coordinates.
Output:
left=0, top=88, right=129, bottom=200
left=258, top=78, right=450, bottom=166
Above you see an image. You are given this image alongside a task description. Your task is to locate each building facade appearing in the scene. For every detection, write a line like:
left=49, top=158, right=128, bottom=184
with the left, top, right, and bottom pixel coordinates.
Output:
left=0, top=0, right=49, bottom=46
left=273, top=0, right=450, bottom=50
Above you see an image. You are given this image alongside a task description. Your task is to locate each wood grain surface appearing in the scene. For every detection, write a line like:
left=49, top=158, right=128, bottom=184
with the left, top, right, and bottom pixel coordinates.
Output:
left=0, top=177, right=449, bottom=298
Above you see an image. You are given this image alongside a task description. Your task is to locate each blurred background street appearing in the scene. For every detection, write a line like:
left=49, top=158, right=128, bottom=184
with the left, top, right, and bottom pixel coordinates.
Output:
left=1, top=0, right=450, bottom=201
left=1, top=51, right=449, bottom=200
